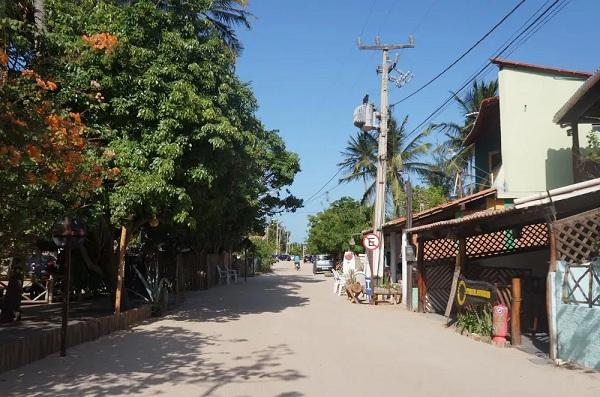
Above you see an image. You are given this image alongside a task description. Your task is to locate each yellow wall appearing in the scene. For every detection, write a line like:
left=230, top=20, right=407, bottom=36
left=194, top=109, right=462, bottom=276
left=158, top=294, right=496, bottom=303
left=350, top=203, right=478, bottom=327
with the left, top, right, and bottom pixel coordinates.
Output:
left=497, top=67, right=591, bottom=199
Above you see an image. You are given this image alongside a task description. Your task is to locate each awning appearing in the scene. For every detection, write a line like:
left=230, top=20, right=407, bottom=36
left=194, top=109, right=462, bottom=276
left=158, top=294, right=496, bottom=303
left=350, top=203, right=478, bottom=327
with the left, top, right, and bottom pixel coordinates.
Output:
left=554, top=68, right=600, bottom=124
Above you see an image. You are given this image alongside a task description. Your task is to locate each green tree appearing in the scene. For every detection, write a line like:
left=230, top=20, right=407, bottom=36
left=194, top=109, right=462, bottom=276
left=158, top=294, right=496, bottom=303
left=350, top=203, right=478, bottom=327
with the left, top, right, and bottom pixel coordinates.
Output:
left=0, top=0, right=300, bottom=310
left=582, top=129, right=600, bottom=179
left=421, top=144, right=457, bottom=197
left=435, top=79, right=498, bottom=193
left=249, top=236, right=275, bottom=272
left=306, top=197, right=370, bottom=261
left=45, top=0, right=300, bottom=229
left=438, top=79, right=499, bottom=145
left=411, top=185, right=447, bottom=213
left=338, top=116, right=432, bottom=218
left=203, top=0, right=253, bottom=56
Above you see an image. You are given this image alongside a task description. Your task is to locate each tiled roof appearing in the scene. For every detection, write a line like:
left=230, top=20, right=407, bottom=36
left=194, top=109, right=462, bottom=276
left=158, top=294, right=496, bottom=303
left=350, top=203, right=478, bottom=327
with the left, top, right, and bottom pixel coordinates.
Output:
left=491, top=58, right=592, bottom=79
left=380, top=188, right=497, bottom=231
left=405, top=207, right=516, bottom=233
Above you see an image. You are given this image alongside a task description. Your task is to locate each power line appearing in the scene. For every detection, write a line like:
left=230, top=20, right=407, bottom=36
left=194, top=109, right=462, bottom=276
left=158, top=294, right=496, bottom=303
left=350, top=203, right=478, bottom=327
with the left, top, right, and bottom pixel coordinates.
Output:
left=391, top=0, right=526, bottom=106
left=359, top=0, right=378, bottom=37
left=410, top=0, right=439, bottom=35
left=304, top=179, right=344, bottom=205
left=303, top=168, right=343, bottom=203
left=378, top=0, right=399, bottom=36
left=402, top=0, right=564, bottom=140
left=504, top=0, right=572, bottom=59
left=331, top=0, right=378, bottom=88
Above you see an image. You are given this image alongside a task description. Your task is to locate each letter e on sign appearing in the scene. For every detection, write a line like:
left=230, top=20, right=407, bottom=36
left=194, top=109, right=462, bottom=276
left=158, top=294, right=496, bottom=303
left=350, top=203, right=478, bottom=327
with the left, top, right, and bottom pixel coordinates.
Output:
left=362, top=233, right=380, bottom=251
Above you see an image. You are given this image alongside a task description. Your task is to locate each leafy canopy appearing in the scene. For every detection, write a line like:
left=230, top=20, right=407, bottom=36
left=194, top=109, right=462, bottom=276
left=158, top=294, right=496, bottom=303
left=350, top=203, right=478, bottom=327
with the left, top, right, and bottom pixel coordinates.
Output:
left=306, top=197, right=370, bottom=260
left=44, top=0, right=301, bottom=248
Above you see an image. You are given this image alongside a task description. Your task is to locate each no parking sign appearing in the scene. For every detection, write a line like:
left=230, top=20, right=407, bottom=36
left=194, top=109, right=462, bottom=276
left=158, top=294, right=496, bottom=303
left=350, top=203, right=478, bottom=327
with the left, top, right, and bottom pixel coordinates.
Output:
left=362, top=233, right=380, bottom=251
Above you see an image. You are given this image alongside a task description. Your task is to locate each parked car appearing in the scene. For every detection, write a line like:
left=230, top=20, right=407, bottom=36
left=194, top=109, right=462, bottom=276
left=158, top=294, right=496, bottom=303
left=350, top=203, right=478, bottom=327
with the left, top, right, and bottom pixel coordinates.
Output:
left=313, top=254, right=334, bottom=274
left=303, top=255, right=313, bottom=263
left=278, top=254, right=291, bottom=261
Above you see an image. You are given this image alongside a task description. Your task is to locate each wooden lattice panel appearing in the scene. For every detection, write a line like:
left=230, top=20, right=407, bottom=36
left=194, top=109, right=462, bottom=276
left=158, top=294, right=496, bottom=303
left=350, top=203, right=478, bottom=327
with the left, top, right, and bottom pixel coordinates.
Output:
left=466, top=223, right=548, bottom=259
left=554, top=208, right=600, bottom=264
left=424, top=262, right=453, bottom=313
left=422, top=224, right=548, bottom=262
left=423, top=239, right=457, bottom=261
left=518, top=224, right=550, bottom=249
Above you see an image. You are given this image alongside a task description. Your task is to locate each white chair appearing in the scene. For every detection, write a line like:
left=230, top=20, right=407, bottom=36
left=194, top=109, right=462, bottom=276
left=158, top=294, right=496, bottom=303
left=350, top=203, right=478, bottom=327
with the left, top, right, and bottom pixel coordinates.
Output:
left=216, top=264, right=229, bottom=285
left=216, top=264, right=238, bottom=285
left=331, top=269, right=347, bottom=296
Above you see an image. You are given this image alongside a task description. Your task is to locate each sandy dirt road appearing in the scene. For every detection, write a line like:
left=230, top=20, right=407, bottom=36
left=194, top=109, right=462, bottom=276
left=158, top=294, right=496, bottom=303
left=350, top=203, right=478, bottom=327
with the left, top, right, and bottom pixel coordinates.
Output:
left=1, top=261, right=599, bottom=396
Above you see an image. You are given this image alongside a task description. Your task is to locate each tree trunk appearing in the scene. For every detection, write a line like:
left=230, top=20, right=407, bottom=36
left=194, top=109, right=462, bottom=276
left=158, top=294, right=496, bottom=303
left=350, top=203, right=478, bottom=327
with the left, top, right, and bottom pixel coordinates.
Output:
left=0, top=260, right=24, bottom=323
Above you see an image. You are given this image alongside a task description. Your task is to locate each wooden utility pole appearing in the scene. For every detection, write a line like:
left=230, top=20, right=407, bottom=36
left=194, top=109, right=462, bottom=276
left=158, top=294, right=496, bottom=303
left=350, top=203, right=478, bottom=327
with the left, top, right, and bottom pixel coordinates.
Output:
left=357, top=36, right=414, bottom=281
left=511, top=277, right=522, bottom=346
left=114, top=226, right=128, bottom=324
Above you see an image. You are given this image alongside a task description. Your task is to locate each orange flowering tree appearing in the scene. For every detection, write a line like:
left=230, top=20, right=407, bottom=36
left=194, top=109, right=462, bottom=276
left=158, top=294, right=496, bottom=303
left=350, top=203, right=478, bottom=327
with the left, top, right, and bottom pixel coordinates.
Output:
left=0, top=55, right=110, bottom=260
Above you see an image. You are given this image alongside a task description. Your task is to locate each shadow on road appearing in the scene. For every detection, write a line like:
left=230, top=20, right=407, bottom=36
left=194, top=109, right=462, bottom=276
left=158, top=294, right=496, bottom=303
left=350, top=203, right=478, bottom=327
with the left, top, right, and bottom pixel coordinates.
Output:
left=170, top=273, right=324, bottom=323
left=2, top=325, right=305, bottom=397
left=0, top=272, right=318, bottom=396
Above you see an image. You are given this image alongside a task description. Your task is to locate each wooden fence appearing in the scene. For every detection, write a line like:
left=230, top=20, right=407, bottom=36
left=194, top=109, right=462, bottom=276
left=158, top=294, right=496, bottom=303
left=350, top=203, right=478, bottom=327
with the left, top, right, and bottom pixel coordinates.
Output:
left=0, top=304, right=151, bottom=373
left=553, top=207, right=600, bottom=307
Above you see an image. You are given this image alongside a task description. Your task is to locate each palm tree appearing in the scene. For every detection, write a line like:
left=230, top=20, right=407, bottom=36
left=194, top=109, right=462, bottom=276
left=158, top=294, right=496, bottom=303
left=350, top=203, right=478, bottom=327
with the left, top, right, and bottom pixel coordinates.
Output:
left=435, top=79, right=498, bottom=194
left=439, top=79, right=498, bottom=141
left=202, top=0, right=253, bottom=56
left=338, top=116, right=432, bottom=218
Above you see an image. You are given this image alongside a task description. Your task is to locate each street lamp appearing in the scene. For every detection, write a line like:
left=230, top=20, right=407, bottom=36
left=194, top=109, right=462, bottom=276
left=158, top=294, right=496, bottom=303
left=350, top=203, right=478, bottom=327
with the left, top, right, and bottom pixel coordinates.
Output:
left=52, top=217, right=86, bottom=357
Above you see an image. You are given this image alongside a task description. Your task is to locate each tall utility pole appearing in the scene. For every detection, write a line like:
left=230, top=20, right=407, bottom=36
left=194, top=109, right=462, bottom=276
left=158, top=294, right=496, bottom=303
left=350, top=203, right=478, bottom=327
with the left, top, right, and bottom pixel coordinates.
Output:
left=358, top=36, right=415, bottom=280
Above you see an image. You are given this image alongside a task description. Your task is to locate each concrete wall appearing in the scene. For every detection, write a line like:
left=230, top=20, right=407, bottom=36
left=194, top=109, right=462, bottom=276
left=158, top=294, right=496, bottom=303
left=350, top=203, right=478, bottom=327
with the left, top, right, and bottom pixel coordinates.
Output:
left=554, top=260, right=600, bottom=370
left=497, top=68, right=591, bottom=198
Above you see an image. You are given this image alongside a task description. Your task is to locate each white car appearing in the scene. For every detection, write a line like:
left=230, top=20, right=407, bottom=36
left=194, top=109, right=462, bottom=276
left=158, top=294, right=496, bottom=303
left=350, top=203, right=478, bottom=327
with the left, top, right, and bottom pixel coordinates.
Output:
left=313, top=254, right=334, bottom=274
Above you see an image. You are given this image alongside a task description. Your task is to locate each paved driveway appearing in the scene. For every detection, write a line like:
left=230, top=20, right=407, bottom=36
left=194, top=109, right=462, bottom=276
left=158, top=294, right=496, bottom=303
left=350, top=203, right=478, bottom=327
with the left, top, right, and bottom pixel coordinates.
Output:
left=1, top=261, right=599, bottom=396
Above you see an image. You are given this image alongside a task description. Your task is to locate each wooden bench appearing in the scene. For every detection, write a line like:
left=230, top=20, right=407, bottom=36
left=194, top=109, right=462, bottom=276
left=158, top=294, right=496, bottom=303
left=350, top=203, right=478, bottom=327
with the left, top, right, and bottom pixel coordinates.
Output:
left=371, top=286, right=402, bottom=305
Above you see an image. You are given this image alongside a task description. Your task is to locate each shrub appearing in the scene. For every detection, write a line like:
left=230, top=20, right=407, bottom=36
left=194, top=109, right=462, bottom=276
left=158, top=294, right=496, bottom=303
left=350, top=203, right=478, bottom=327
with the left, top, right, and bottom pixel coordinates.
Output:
left=456, top=303, right=492, bottom=337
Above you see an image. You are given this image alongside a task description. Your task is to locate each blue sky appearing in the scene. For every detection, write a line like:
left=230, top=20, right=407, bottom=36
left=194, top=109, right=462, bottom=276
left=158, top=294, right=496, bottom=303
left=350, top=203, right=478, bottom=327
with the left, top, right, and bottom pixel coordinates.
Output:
left=235, top=0, right=600, bottom=242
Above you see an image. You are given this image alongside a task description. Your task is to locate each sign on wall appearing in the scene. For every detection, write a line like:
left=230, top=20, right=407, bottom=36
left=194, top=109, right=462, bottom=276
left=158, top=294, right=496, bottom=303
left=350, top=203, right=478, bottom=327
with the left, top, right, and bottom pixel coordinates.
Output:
left=455, top=277, right=497, bottom=307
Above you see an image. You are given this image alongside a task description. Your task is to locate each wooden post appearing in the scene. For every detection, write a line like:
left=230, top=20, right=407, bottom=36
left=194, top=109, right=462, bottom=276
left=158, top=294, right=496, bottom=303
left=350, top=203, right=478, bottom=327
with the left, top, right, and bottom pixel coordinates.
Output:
left=416, top=237, right=425, bottom=313
left=60, top=233, right=72, bottom=357
left=244, top=249, right=248, bottom=282
left=445, top=238, right=465, bottom=318
left=176, top=253, right=183, bottom=305
left=589, top=265, right=594, bottom=308
left=571, top=123, right=581, bottom=183
left=47, top=276, right=54, bottom=303
left=511, top=277, right=522, bottom=346
left=114, top=226, right=128, bottom=324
